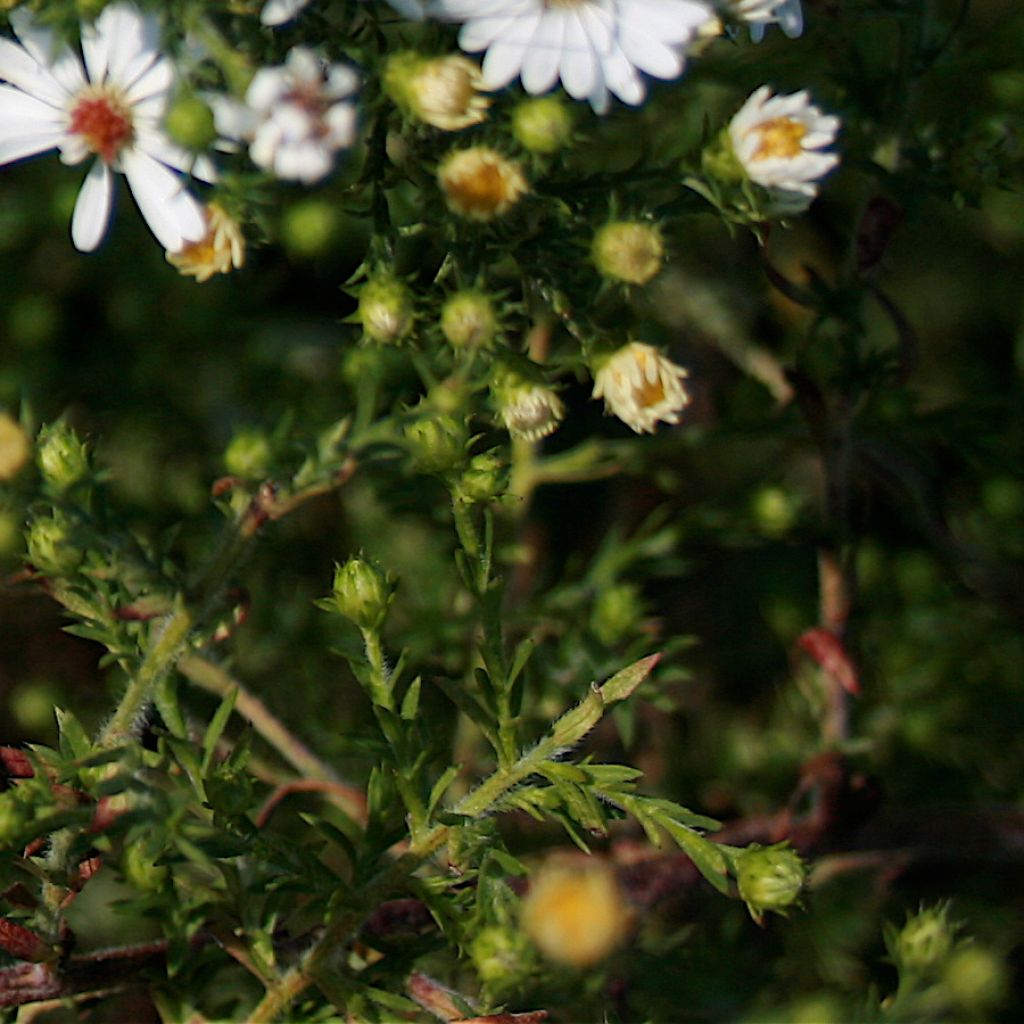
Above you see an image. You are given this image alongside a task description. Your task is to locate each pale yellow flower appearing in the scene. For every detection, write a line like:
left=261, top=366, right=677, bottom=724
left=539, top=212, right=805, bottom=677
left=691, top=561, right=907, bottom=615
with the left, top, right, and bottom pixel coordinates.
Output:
left=0, top=412, right=30, bottom=481
left=592, top=342, right=691, bottom=434
left=494, top=380, right=565, bottom=441
left=437, top=147, right=527, bottom=220
left=387, top=53, right=490, bottom=131
left=166, top=203, right=245, bottom=282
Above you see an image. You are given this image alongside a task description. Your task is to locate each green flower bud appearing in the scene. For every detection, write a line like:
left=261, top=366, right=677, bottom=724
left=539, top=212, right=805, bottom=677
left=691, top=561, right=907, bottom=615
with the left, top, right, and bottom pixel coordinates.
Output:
left=591, top=583, right=643, bottom=646
left=491, top=373, right=565, bottom=442
left=511, top=96, right=574, bottom=154
left=122, top=842, right=169, bottom=892
left=702, top=127, right=746, bottom=184
left=592, top=220, right=664, bottom=286
left=359, top=276, right=415, bottom=344
left=440, top=290, right=497, bottom=349
left=404, top=414, right=467, bottom=475
left=165, top=94, right=216, bottom=150
left=36, top=422, right=89, bottom=491
left=282, top=199, right=340, bottom=260
left=27, top=511, right=82, bottom=577
left=224, top=428, right=272, bottom=479
left=896, top=904, right=958, bottom=973
left=735, top=843, right=805, bottom=923
left=331, top=557, right=394, bottom=630
left=943, top=946, right=1009, bottom=1010
left=751, top=486, right=798, bottom=536
left=455, top=452, right=507, bottom=504
left=0, top=412, right=30, bottom=482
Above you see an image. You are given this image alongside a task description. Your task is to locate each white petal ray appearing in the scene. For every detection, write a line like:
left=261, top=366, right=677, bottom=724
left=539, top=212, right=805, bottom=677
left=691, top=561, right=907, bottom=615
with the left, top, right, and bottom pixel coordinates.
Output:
left=520, top=13, right=565, bottom=95
left=71, top=159, right=114, bottom=252
left=0, top=38, right=70, bottom=108
left=0, top=127, right=64, bottom=165
left=94, top=2, right=161, bottom=86
left=121, top=147, right=205, bottom=250
left=9, top=9, right=86, bottom=95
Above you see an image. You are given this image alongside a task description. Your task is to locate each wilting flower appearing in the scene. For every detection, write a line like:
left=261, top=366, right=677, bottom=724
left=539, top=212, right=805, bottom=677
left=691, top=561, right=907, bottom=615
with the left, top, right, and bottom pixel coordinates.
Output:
left=437, top=146, right=527, bottom=219
left=211, top=47, right=358, bottom=184
left=492, top=377, right=565, bottom=441
left=0, top=3, right=214, bottom=251
left=592, top=342, right=691, bottom=434
left=728, top=85, right=839, bottom=197
left=166, top=203, right=245, bottom=282
left=384, top=53, right=490, bottom=131
left=433, top=0, right=715, bottom=114
left=521, top=857, right=631, bottom=968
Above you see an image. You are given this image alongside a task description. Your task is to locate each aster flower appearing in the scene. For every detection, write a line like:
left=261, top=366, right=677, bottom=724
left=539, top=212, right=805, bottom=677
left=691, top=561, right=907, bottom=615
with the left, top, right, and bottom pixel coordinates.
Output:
left=384, top=53, right=490, bottom=131
left=211, top=47, right=358, bottom=185
left=0, top=3, right=214, bottom=252
left=592, top=341, right=690, bottom=434
left=432, top=0, right=715, bottom=114
left=261, top=0, right=427, bottom=26
left=166, top=202, right=245, bottom=282
left=728, top=85, right=839, bottom=197
left=745, top=0, right=803, bottom=41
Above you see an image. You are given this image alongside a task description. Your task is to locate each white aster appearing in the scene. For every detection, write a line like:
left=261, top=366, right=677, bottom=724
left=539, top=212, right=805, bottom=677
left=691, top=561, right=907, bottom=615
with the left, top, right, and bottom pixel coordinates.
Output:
left=431, top=0, right=716, bottom=114
left=0, top=2, right=214, bottom=252
left=746, top=0, right=803, bottom=41
left=212, top=47, right=358, bottom=185
left=728, top=85, right=839, bottom=197
left=592, top=341, right=690, bottom=434
left=261, top=0, right=427, bottom=26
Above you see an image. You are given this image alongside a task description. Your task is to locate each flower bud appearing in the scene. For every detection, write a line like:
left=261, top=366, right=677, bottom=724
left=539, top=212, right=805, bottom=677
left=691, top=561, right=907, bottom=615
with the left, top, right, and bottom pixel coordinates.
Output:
left=122, top=842, right=169, bottom=892
left=521, top=857, right=631, bottom=968
left=0, top=412, right=30, bottom=482
left=591, top=582, right=643, bottom=646
left=491, top=375, right=565, bottom=442
left=454, top=451, right=507, bottom=504
left=384, top=52, right=490, bottom=131
left=440, top=290, right=497, bottom=349
left=943, top=946, right=1009, bottom=1010
left=895, top=904, right=958, bottom=973
left=404, top=414, right=467, bottom=475
left=735, top=843, right=805, bottom=922
left=359, top=275, right=414, bottom=344
left=27, top=511, right=82, bottom=577
left=511, top=96, right=574, bottom=154
left=282, top=199, right=340, bottom=259
left=165, top=94, right=217, bottom=150
left=331, top=557, right=394, bottom=630
left=36, top=422, right=89, bottom=491
left=224, top=428, right=272, bottom=479
left=592, top=221, right=664, bottom=286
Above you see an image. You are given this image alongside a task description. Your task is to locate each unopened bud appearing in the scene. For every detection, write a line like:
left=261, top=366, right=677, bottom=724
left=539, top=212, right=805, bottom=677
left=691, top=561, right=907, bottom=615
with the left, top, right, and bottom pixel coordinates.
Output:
left=384, top=52, right=490, bottom=131
left=27, top=511, right=82, bottom=576
left=735, top=843, right=805, bottom=922
left=455, top=451, right=507, bottom=504
left=122, top=842, right=169, bottom=892
left=359, top=276, right=414, bottom=344
left=511, top=96, right=574, bottom=154
left=331, top=557, right=393, bottom=630
left=943, top=946, right=1008, bottom=1010
left=165, top=94, right=216, bottom=150
left=895, top=904, right=958, bottom=973
left=404, top=414, right=467, bottom=475
left=471, top=925, right=531, bottom=988
left=282, top=199, right=340, bottom=259
left=592, top=221, right=664, bottom=286
left=591, top=582, right=643, bottom=646
left=224, top=428, right=272, bottom=479
left=36, top=422, right=89, bottom=491
left=0, top=412, right=30, bottom=482
left=440, top=290, right=497, bottom=349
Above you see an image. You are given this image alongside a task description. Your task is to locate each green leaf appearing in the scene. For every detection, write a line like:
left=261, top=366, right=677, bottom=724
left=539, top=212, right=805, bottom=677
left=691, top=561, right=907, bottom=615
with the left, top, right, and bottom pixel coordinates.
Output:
left=201, top=687, right=237, bottom=776
left=427, top=764, right=460, bottom=818
left=660, top=819, right=731, bottom=895
left=55, top=707, right=92, bottom=760
left=598, top=652, right=661, bottom=705
left=400, top=676, right=421, bottom=720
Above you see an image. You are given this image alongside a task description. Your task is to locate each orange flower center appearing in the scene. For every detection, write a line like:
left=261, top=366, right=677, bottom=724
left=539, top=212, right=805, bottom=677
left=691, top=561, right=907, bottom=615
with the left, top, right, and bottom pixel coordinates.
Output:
left=752, top=117, right=807, bottom=160
left=69, top=90, right=134, bottom=163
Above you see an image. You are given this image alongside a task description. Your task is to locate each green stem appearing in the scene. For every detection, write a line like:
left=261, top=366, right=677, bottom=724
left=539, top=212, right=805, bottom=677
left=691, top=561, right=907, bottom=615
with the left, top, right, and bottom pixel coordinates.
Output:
left=361, top=627, right=393, bottom=710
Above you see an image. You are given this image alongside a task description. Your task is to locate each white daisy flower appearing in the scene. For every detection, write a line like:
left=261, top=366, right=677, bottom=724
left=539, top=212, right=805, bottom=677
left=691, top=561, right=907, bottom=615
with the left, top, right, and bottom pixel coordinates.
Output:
left=728, top=85, right=839, bottom=197
left=211, top=47, right=358, bottom=185
left=0, top=2, right=214, bottom=252
left=746, top=0, right=803, bottom=41
left=261, top=0, right=427, bottom=26
left=431, top=0, right=716, bottom=114
left=592, top=341, right=690, bottom=434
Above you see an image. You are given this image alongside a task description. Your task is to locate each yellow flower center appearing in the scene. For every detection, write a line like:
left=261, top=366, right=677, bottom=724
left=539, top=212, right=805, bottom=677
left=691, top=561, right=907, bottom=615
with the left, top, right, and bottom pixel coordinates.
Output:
left=439, top=149, right=527, bottom=220
left=69, top=87, right=134, bottom=163
left=752, top=117, right=807, bottom=160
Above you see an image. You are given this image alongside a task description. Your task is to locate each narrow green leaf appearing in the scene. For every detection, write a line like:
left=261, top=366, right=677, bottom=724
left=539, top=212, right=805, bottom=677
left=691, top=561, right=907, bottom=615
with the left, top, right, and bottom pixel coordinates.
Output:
left=201, top=687, right=237, bottom=776
left=55, top=707, right=92, bottom=760
left=426, top=765, right=460, bottom=818
left=598, top=653, right=661, bottom=705
left=400, top=676, right=421, bottom=721
left=661, top=819, right=731, bottom=895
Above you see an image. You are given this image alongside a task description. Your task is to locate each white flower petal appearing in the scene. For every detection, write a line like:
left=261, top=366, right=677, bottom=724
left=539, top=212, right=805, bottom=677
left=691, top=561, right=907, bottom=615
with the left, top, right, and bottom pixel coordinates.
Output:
left=71, top=160, right=114, bottom=252
left=261, top=0, right=311, bottom=26
left=0, top=38, right=70, bottom=108
left=519, top=14, right=565, bottom=95
left=9, top=8, right=86, bottom=96
left=92, top=2, right=161, bottom=87
left=121, top=147, right=205, bottom=250
left=0, top=126, right=64, bottom=165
